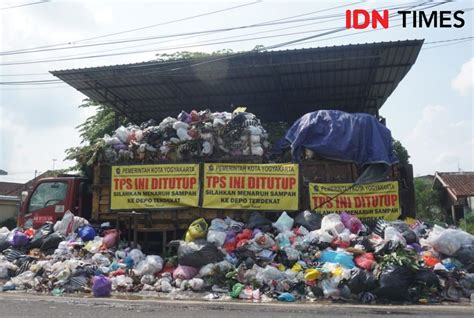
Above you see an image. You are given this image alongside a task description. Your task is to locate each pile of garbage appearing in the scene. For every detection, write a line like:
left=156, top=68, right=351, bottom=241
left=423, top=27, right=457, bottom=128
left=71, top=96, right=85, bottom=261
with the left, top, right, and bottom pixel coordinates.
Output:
left=1, top=210, right=473, bottom=303
left=89, top=109, right=270, bottom=164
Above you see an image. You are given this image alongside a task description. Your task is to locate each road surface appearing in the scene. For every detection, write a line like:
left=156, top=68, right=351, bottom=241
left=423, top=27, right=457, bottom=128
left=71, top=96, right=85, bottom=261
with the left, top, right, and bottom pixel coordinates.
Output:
left=0, top=293, right=472, bottom=318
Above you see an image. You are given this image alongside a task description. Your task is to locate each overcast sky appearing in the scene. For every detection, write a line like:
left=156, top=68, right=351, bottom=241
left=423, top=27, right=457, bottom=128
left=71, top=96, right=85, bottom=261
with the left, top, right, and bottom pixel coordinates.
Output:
left=0, top=0, right=473, bottom=183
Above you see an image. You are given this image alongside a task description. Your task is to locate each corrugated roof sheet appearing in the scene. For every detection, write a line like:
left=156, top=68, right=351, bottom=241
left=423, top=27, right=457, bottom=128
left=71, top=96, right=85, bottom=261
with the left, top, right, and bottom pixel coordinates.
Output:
left=51, top=40, right=424, bottom=123
left=434, top=172, right=474, bottom=199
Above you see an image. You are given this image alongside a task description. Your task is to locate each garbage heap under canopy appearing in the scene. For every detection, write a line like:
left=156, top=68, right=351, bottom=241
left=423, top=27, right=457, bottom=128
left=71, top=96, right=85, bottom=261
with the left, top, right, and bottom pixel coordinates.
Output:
left=1, top=211, right=473, bottom=303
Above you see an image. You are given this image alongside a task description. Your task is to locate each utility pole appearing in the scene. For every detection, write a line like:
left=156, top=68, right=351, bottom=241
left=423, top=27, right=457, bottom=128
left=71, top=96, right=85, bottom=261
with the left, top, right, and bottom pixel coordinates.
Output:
left=52, top=159, right=57, bottom=170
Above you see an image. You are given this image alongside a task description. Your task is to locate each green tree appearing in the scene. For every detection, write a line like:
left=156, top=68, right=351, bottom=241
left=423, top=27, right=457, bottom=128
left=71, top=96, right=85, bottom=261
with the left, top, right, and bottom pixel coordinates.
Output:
left=76, top=99, right=126, bottom=144
left=393, top=139, right=410, bottom=165
left=64, top=99, right=125, bottom=171
left=414, top=178, right=443, bottom=222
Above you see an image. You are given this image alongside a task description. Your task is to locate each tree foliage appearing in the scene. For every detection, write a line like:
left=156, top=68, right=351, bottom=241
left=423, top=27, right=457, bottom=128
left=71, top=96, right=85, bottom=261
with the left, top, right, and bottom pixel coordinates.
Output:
left=414, top=178, right=443, bottom=222
left=393, top=139, right=410, bottom=165
left=76, top=99, right=126, bottom=144
left=65, top=99, right=125, bottom=171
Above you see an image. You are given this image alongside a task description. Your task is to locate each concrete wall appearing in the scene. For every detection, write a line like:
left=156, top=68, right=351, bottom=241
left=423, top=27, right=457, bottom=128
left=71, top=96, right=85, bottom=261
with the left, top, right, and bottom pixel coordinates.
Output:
left=0, top=196, right=20, bottom=223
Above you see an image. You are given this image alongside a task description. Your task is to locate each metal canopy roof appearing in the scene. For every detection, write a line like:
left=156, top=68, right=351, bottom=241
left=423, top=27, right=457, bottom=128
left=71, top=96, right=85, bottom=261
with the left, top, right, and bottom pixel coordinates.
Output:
left=51, top=40, right=424, bottom=124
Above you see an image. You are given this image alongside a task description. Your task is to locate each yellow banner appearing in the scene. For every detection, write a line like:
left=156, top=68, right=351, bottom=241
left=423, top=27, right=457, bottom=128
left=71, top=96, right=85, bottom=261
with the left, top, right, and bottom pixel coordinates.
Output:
left=309, top=181, right=400, bottom=220
left=203, top=163, right=299, bottom=210
left=110, top=164, right=200, bottom=210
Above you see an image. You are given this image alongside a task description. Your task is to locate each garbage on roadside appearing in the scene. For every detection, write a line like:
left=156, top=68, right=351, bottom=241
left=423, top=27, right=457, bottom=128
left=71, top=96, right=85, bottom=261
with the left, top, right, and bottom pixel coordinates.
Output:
left=83, top=109, right=270, bottom=165
left=0, top=211, right=473, bottom=305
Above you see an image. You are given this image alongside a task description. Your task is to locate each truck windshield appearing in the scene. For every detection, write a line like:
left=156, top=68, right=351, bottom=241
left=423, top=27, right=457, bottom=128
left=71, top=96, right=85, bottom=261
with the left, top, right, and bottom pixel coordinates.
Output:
left=28, top=182, right=68, bottom=213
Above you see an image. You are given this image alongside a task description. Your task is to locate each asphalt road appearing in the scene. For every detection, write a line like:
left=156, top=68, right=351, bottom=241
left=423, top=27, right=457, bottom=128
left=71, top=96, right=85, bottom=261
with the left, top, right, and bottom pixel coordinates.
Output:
left=0, top=293, right=472, bottom=318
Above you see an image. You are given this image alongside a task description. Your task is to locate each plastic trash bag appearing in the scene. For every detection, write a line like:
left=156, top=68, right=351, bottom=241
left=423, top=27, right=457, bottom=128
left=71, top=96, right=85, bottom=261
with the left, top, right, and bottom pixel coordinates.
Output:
left=346, top=269, right=377, bottom=294
left=92, top=275, right=112, bottom=297
left=92, top=253, right=111, bottom=267
left=414, top=268, right=439, bottom=288
left=454, top=245, right=474, bottom=265
left=7, top=230, right=28, bottom=247
left=207, top=230, right=226, bottom=247
left=0, top=261, right=18, bottom=279
left=257, top=265, right=287, bottom=284
left=10, top=270, right=36, bottom=288
left=429, top=228, right=474, bottom=256
left=319, top=250, right=355, bottom=269
left=84, top=237, right=103, bottom=254
left=114, top=126, right=129, bottom=143
left=209, top=218, right=228, bottom=232
left=54, top=211, right=75, bottom=236
left=384, top=226, right=407, bottom=248
left=294, top=210, right=322, bottom=231
left=178, top=240, right=224, bottom=267
left=128, top=249, right=145, bottom=265
left=102, top=229, right=120, bottom=248
left=77, top=225, right=96, bottom=242
left=28, top=222, right=54, bottom=248
left=277, top=292, right=296, bottom=302
left=173, top=265, right=199, bottom=280
left=0, top=227, right=9, bottom=241
left=40, top=233, right=65, bottom=251
left=103, top=134, right=122, bottom=145
left=354, top=253, right=376, bottom=270
left=225, top=217, right=244, bottom=233
left=133, top=255, right=163, bottom=276
left=189, top=278, right=205, bottom=291
left=321, top=278, right=340, bottom=298
left=340, top=212, right=363, bottom=234
left=111, top=275, right=133, bottom=290
left=272, top=212, right=294, bottom=233
left=321, top=214, right=345, bottom=235
left=230, top=283, right=244, bottom=298
left=140, top=274, right=156, bottom=285
left=185, top=218, right=208, bottom=242
left=246, top=212, right=272, bottom=231
left=376, top=265, right=414, bottom=300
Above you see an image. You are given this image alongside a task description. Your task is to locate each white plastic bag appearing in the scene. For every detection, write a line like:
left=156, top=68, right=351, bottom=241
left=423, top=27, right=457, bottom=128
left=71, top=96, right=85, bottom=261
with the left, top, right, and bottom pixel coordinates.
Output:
left=114, top=126, right=129, bottom=143
left=133, top=255, right=163, bottom=276
left=207, top=230, right=226, bottom=247
left=321, top=213, right=345, bottom=235
left=384, top=226, right=407, bottom=247
left=129, top=249, right=145, bottom=265
left=272, top=212, right=294, bottom=233
left=92, top=253, right=111, bottom=267
left=430, top=228, right=474, bottom=256
left=53, top=211, right=75, bottom=236
left=0, top=227, right=10, bottom=241
left=189, top=278, right=205, bottom=291
left=257, top=265, right=287, bottom=284
left=111, top=275, right=133, bottom=290
left=103, top=134, right=121, bottom=145
left=140, top=274, right=156, bottom=285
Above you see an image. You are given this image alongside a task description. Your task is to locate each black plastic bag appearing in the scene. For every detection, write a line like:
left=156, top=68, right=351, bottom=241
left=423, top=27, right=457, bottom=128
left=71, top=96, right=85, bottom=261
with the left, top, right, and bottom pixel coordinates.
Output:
left=294, top=210, right=322, bottom=231
left=347, top=269, right=377, bottom=294
left=40, top=233, right=65, bottom=251
left=246, top=212, right=272, bottom=231
left=352, top=236, right=375, bottom=253
left=0, top=237, right=11, bottom=252
left=454, top=245, right=474, bottom=265
left=178, top=240, right=224, bottom=267
left=28, top=222, right=54, bottom=249
left=402, top=229, right=418, bottom=245
left=376, top=265, right=414, bottom=300
left=414, top=268, right=439, bottom=288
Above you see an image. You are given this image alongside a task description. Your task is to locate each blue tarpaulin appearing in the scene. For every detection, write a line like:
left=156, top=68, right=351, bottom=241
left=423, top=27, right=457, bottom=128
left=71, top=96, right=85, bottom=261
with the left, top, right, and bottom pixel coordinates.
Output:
left=280, top=110, right=398, bottom=165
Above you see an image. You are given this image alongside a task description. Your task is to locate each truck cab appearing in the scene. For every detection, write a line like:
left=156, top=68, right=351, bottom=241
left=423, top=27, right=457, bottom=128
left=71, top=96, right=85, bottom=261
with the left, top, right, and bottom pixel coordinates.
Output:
left=19, top=176, right=92, bottom=228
